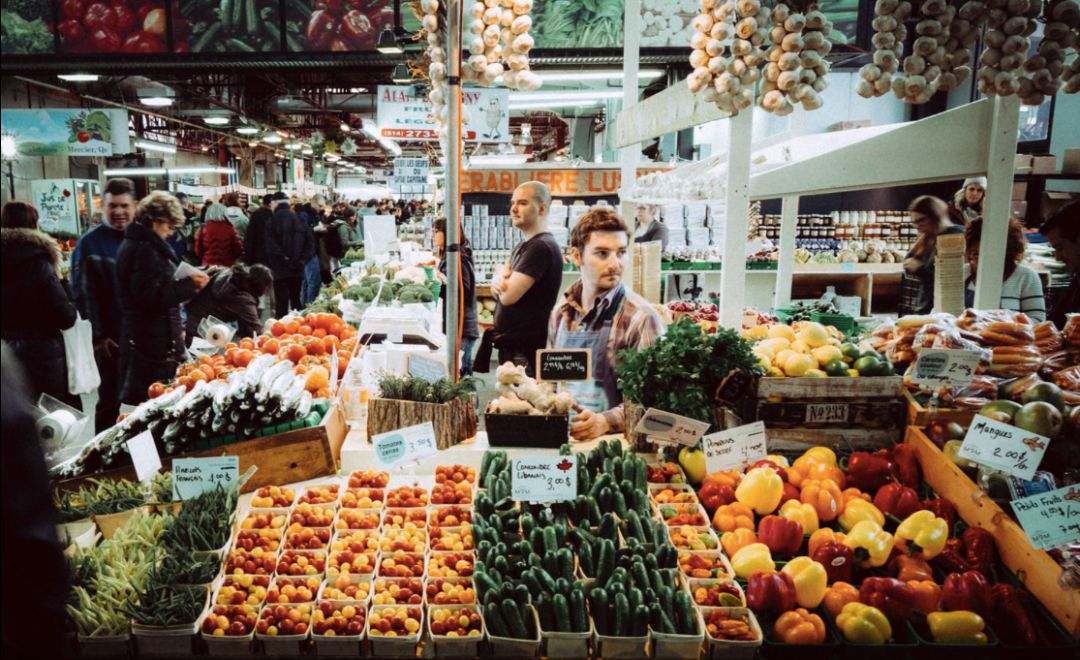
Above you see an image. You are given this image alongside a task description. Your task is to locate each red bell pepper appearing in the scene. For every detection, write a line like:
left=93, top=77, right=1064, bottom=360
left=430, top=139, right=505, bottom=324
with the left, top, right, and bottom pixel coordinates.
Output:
left=58, top=19, right=85, bottom=43
left=932, top=538, right=971, bottom=574
left=340, top=9, right=375, bottom=50
left=960, top=527, right=996, bottom=575
left=987, top=584, right=1041, bottom=645
left=779, top=481, right=800, bottom=506
left=873, top=483, right=921, bottom=520
left=699, top=481, right=736, bottom=512
left=811, top=541, right=855, bottom=584
left=89, top=27, right=122, bottom=52
left=757, top=514, right=803, bottom=557
left=847, top=452, right=895, bottom=493
left=888, top=444, right=921, bottom=489
left=306, top=9, right=337, bottom=49
left=942, top=570, right=991, bottom=616
left=751, top=459, right=789, bottom=483
left=859, top=577, right=916, bottom=625
left=83, top=3, right=117, bottom=32
left=110, top=1, right=135, bottom=33
left=920, top=498, right=957, bottom=530
left=122, top=31, right=162, bottom=53
left=746, top=570, right=797, bottom=615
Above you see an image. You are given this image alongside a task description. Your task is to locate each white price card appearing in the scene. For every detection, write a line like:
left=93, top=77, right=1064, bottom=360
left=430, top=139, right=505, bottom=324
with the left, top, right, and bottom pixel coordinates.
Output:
left=512, top=455, right=578, bottom=503
left=172, top=456, right=240, bottom=500
left=634, top=408, right=711, bottom=446
left=913, top=349, right=982, bottom=389
left=1010, top=485, right=1080, bottom=550
left=126, top=430, right=161, bottom=482
left=702, top=421, right=768, bottom=473
left=958, top=414, right=1050, bottom=481
left=408, top=353, right=448, bottom=384
left=805, top=403, right=849, bottom=424
left=372, top=422, right=438, bottom=469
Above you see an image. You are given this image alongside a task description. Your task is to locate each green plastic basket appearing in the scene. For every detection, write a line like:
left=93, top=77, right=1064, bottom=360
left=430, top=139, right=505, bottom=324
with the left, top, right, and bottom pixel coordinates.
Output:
left=811, top=312, right=857, bottom=338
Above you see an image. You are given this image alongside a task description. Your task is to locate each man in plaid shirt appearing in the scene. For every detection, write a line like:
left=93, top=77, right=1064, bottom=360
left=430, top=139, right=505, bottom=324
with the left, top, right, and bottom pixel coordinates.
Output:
left=547, top=207, right=666, bottom=440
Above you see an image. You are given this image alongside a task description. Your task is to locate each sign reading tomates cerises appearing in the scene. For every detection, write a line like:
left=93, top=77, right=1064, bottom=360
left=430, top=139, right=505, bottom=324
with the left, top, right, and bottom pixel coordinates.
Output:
left=461, top=166, right=669, bottom=197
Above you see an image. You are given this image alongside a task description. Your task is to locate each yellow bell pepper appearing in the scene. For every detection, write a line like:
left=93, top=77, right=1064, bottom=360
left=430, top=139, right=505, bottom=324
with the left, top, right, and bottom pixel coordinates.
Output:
left=838, top=498, right=885, bottom=531
left=781, top=556, right=828, bottom=609
left=841, top=487, right=870, bottom=505
left=735, top=467, right=783, bottom=515
left=731, top=542, right=776, bottom=579
left=800, top=479, right=844, bottom=523
left=842, top=520, right=895, bottom=568
left=802, top=447, right=838, bottom=465
left=765, top=454, right=790, bottom=468
left=720, top=528, right=757, bottom=557
left=779, top=499, right=820, bottom=535
left=807, top=528, right=846, bottom=557
left=927, top=611, right=987, bottom=644
left=836, top=602, right=892, bottom=644
left=895, top=510, right=948, bottom=560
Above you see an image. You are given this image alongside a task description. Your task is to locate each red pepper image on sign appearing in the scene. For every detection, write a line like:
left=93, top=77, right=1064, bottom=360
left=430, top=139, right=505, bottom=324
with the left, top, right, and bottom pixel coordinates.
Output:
left=556, top=459, right=573, bottom=472
left=63, top=190, right=72, bottom=197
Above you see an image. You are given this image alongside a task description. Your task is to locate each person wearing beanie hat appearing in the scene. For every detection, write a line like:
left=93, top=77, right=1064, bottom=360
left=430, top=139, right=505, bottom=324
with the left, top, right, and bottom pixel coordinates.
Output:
left=949, top=176, right=987, bottom=224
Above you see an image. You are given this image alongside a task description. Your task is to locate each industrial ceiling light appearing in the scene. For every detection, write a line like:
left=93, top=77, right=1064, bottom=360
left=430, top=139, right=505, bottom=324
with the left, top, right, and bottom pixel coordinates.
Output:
left=236, top=126, right=260, bottom=135
left=203, top=116, right=230, bottom=126
left=262, top=133, right=284, bottom=144
left=509, top=99, right=598, bottom=110
left=200, top=144, right=210, bottom=152
left=510, top=90, right=622, bottom=102
left=536, top=69, right=663, bottom=82
left=377, top=26, right=403, bottom=54
left=103, top=167, right=167, bottom=176
left=58, top=73, right=99, bottom=82
left=326, top=154, right=340, bottom=162
left=134, top=139, right=177, bottom=154
left=392, top=63, right=412, bottom=84
left=140, top=96, right=174, bottom=107
left=340, top=121, right=351, bottom=133
left=287, top=142, right=303, bottom=150
left=302, top=147, right=314, bottom=155
left=169, top=166, right=233, bottom=174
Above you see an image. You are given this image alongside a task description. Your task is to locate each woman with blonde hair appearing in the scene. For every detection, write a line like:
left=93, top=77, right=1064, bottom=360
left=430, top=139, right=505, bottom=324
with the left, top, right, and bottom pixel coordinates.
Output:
left=949, top=176, right=986, bottom=224
left=899, top=195, right=963, bottom=316
left=116, top=191, right=208, bottom=404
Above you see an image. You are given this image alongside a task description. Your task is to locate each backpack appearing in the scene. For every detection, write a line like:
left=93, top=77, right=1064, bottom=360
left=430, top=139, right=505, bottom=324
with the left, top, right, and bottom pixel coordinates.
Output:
left=323, top=221, right=346, bottom=259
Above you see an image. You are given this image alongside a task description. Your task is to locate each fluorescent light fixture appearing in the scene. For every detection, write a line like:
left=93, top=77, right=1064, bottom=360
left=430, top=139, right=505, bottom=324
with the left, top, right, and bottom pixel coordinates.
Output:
left=203, top=116, right=230, bottom=126
left=509, top=90, right=623, bottom=102
left=340, top=122, right=351, bottom=133
left=140, top=96, right=174, bottom=107
left=1, top=135, right=18, bottom=160
left=169, top=166, right=233, bottom=174
left=236, top=126, right=259, bottom=135
left=467, top=154, right=529, bottom=166
left=58, top=73, right=99, bottom=82
left=536, top=69, right=663, bottom=82
left=326, top=154, right=340, bottom=161
left=377, top=26, right=403, bottom=54
left=134, top=139, right=177, bottom=154
left=302, top=147, right=314, bottom=155
left=287, top=142, right=303, bottom=150
left=262, top=133, right=284, bottom=144
left=104, top=167, right=167, bottom=176
left=509, top=100, right=598, bottom=110
left=381, top=139, right=401, bottom=155
left=391, top=63, right=412, bottom=84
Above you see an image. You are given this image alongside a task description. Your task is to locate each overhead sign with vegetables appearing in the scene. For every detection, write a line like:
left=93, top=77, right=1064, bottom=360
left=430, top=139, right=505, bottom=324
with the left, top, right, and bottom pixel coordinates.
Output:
left=1, top=0, right=55, bottom=54
left=58, top=0, right=168, bottom=53
left=285, top=0, right=393, bottom=51
left=0, top=108, right=131, bottom=156
left=175, top=0, right=283, bottom=53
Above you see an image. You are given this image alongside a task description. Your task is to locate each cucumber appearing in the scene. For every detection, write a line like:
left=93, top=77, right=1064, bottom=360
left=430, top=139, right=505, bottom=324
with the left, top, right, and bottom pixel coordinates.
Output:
left=589, top=588, right=609, bottom=636
left=535, top=593, right=554, bottom=632
left=598, top=486, right=613, bottom=513
left=542, top=527, right=558, bottom=554
left=631, top=561, right=650, bottom=592
left=633, top=604, right=650, bottom=636
left=649, top=602, right=665, bottom=633
left=604, top=566, right=627, bottom=592
left=230, top=0, right=244, bottom=31
left=577, top=461, right=590, bottom=494
left=533, top=566, right=557, bottom=594
left=554, top=521, right=568, bottom=547
left=192, top=23, right=222, bottom=52
left=634, top=459, right=648, bottom=492
left=557, top=548, right=574, bottom=580
left=625, top=510, right=645, bottom=544
left=611, top=456, right=623, bottom=482
left=494, top=554, right=510, bottom=576
left=598, top=513, right=617, bottom=541
left=657, top=585, right=674, bottom=617
left=528, top=553, right=543, bottom=569
left=652, top=519, right=668, bottom=547
left=521, top=569, right=543, bottom=595
left=479, top=450, right=495, bottom=483
left=613, top=490, right=628, bottom=519
left=613, top=592, right=630, bottom=637
left=578, top=539, right=596, bottom=577
left=585, top=498, right=602, bottom=526
left=629, top=587, right=644, bottom=617
left=474, top=571, right=500, bottom=600
left=502, top=599, right=530, bottom=639
left=529, top=528, right=544, bottom=553
left=552, top=593, right=571, bottom=633
left=244, top=0, right=257, bottom=33
left=555, top=577, right=572, bottom=597
left=485, top=601, right=509, bottom=637
left=644, top=553, right=659, bottom=571
left=543, top=551, right=559, bottom=578
left=520, top=512, right=535, bottom=539
left=219, top=0, right=233, bottom=30
left=569, top=589, right=588, bottom=633
left=596, top=539, right=615, bottom=585
left=648, top=569, right=664, bottom=595
left=514, top=584, right=531, bottom=608
left=674, top=590, right=697, bottom=635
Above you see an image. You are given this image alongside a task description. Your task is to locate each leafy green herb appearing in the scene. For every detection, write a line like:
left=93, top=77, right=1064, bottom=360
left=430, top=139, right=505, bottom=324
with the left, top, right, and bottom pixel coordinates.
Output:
left=55, top=478, right=147, bottom=523
left=377, top=373, right=479, bottom=404
left=162, top=484, right=237, bottom=552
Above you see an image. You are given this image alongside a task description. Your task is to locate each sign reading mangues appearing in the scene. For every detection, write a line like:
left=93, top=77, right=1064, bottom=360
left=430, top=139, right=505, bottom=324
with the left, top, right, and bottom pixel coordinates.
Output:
left=1, top=108, right=130, bottom=156
left=376, top=85, right=510, bottom=143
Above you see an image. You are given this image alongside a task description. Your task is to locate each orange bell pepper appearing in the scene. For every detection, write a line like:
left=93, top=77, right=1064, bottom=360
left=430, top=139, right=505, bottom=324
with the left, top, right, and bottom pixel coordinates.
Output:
left=703, top=470, right=740, bottom=489
left=721, top=528, right=757, bottom=557
left=823, top=581, right=860, bottom=618
left=790, top=453, right=847, bottom=489
left=808, top=528, right=846, bottom=557
left=712, top=501, right=755, bottom=533
left=800, top=479, right=845, bottom=523
left=842, top=487, right=870, bottom=505
left=908, top=580, right=942, bottom=613
left=891, top=555, right=933, bottom=583
left=774, top=608, right=826, bottom=644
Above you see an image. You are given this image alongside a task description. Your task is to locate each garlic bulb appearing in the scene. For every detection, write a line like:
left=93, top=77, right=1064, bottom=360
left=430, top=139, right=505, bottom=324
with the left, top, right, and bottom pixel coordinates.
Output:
left=979, top=0, right=1041, bottom=99
left=860, top=0, right=910, bottom=98
left=760, top=2, right=831, bottom=113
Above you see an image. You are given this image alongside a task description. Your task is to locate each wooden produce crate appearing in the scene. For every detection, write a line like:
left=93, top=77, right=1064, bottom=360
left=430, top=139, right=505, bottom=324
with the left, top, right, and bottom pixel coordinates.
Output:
left=906, top=426, right=1080, bottom=638
left=904, top=390, right=979, bottom=427
left=367, top=396, right=477, bottom=450
left=57, top=402, right=345, bottom=494
left=755, top=376, right=904, bottom=451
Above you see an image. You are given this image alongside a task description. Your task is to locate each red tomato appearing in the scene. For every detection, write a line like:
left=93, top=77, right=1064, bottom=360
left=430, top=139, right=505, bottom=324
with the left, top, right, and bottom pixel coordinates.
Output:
left=83, top=3, right=118, bottom=32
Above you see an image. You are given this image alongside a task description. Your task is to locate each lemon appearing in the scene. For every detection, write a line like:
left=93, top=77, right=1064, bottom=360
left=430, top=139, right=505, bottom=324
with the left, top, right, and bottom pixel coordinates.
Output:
left=812, top=345, right=843, bottom=366
left=803, top=369, right=828, bottom=378
left=762, top=337, right=791, bottom=354
left=791, top=339, right=811, bottom=354
left=746, top=325, right=769, bottom=340
left=783, top=353, right=815, bottom=377
left=796, top=321, right=830, bottom=348
left=847, top=369, right=860, bottom=377
left=766, top=366, right=785, bottom=377
left=776, top=349, right=798, bottom=367
left=768, top=324, right=797, bottom=342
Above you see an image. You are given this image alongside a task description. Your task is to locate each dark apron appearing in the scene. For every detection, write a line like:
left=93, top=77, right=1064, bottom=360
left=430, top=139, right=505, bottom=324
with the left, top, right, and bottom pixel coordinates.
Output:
left=553, top=286, right=625, bottom=414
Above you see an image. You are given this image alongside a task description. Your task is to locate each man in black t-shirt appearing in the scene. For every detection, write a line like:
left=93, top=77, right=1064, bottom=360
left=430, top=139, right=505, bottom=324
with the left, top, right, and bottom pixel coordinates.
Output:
left=492, top=181, right=564, bottom=376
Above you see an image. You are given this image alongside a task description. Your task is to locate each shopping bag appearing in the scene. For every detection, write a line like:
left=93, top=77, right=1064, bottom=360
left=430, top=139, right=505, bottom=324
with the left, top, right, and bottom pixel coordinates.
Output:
left=62, top=314, right=101, bottom=395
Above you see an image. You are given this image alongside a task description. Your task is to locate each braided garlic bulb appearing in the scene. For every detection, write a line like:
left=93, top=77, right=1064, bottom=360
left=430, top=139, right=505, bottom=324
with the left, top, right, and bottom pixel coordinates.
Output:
left=1022, top=0, right=1079, bottom=103
left=978, top=0, right=1040, bottom=97
left=859, top=0, right=912, bottom=97
left=464, top=0, right=540, bottom=90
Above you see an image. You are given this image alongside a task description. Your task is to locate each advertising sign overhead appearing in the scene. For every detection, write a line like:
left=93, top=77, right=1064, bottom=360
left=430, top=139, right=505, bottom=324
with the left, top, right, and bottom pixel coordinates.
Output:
left=376, top=85, right=509, bottom=143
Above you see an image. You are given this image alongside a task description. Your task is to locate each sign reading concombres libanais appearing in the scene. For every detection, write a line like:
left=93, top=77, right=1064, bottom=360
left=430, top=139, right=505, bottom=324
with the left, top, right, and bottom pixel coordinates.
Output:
left=376, top=85, right=510, bottom=143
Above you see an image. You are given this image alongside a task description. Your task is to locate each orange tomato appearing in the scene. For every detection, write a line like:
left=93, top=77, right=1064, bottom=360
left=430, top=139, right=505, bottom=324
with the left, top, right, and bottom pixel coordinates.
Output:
left=199, top=364, right=216, bottom=380
left=262, top=338, right=279, bottom=354
left=271, top=321, right=286, bottom=336
left=305, top=313, right=318, bottom=327
left=307, top=341, right=325, bottom=356
left=189, top=369, right=207, bottom=382
left=286, top=344, right=307, bottom=363
left=285, top=320, right=300, bottom=334
left=312, top=328, right=327, bottom=339
left=315, top=387, right=331, bottom=398
left=225, top=348, right=239, bottom=364
left=198, top=354, right=213, bottom=366
left=234, top=349, right=254, bottom=367
left=298, top=325, right=313, bottom=336
left=239, top=338, right=255, bottom=350
left=147, top=382, right=165, bottom=399
left=328, top=321, right=345, bottom=338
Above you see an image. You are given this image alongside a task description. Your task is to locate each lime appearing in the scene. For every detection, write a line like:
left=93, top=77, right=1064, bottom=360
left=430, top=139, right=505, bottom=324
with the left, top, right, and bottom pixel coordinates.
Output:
left=825, top=360, right=850, bottom=377
left=840, top=343, right=861, bottom=363
left=853, top=356, right=880, bottom=375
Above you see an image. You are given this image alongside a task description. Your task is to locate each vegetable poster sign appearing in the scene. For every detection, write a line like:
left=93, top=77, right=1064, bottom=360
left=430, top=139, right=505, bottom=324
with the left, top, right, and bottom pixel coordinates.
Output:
left=0, top=108, right=130, bottom=156
left=376, top=85, right=510, bottom=143
left=30, top=179, right=80, bottom=235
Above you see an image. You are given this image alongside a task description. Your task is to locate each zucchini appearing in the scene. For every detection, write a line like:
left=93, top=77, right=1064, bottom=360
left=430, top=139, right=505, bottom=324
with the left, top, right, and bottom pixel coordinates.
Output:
left=485, top=601, right=508, bottom=637
left=633, top=604, right=650, bottom=637
left=552, top=593, right=571, bottom=633
left=613, top=592, right=630, bottom=637
left=589, top=588, right=609, bottom=636
left=674, top=590, right=697, bottom=635
left=502, top=598, right=529, bottom=640
left=569, top=589, right=588, bottom=633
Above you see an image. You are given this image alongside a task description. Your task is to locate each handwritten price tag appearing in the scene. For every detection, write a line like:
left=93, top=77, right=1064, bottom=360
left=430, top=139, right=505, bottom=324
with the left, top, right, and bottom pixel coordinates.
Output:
left=805, top=403, right=849, bottom=424
left=634, top=408, right=711, bottom=446
left=172, top=456, right=240, bottom=500
left=512, top=455, right=578, bottom=503
left=1010, top=485, right=1080, bottom=550
left=408, top=353, right=448, bottom=384
left=958, top=414, right=1050, bottom=481
left=702, top=421, right=768, bottom=473
left=913, top=349, right=982, bottom=389
left=372, top=422, right=438, bottom=469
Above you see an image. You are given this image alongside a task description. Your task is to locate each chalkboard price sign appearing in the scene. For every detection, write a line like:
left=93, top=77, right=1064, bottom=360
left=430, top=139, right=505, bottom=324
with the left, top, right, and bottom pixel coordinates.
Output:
left=535, top=349, right=591, bottom=382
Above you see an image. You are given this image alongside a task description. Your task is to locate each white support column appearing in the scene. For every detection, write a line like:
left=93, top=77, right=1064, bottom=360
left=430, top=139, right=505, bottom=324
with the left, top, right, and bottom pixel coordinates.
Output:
left=973, top=94, right=1020, bottom=309
left=773, top=195, right=799, bottom=309
left=720, top=109, right=753, bottom=328
left=445, top=0, right=463, bottom=377
left=619, top=0, right=641, bottom=285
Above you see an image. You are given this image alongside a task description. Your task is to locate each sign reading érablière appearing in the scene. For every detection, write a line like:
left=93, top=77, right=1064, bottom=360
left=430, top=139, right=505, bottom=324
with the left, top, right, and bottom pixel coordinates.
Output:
left=958, top=414, right=1050, bottom=481
left=536, top=349, right=591, bottom=382
left=511, top=455, right=578, bottom=503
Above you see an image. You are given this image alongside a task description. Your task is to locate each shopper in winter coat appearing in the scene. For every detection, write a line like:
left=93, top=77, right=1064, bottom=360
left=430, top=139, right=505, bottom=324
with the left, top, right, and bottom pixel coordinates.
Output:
left=338, top=207, right=362, bottom=250
left=184, top=263, right=274, bottom=344
left=899, top=195, right=964, bottom=316
left=433, top=218, right=480, bottom=376
left=1, top=202, right=79, bottom=406
left=948, top=176, right=986, bottom=225
left=244, top=194, right=273, bottom=266
left=195, top=203, right=244, bottom=267
left=266, top=193, right=313, bottom=316
left=116, top=192, right=208, bottom=405
left=300, top=197, right=325, bottom=305
left=224, top=203, right=248, bottom=241
left=71, top=177, right=135, bottom=430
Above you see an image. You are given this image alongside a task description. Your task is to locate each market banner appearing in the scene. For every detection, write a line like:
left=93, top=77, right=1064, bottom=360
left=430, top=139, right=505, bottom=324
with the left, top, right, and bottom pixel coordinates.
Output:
left=461, top=166, right=668, bottom=197
left=0, top=108, right=130, bottom=157
left=376, top=85, right=510, bottom=143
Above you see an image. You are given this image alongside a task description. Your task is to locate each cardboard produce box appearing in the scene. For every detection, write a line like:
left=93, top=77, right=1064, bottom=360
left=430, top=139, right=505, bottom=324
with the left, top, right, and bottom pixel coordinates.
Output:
left=1063, top=148, right=1080, bottom=174
left=1032, top=154, right=1058, bottom=174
